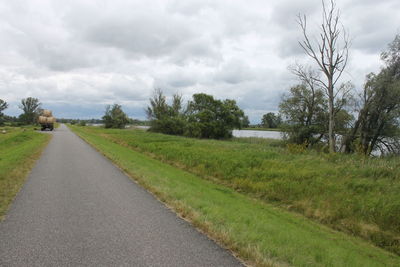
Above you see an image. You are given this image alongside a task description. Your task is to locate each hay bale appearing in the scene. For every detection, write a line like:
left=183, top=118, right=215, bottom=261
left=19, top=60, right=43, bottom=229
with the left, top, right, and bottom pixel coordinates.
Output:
left=38, top=116, right=47, bottom=124
left=47, top=117, right=56, bottom=123
left=42, top=110, right=52, bottom=117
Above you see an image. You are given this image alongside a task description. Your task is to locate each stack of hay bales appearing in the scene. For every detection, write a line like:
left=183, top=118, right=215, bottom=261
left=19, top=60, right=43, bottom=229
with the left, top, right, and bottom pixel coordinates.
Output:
left=38, top=110, right=56, bottom=130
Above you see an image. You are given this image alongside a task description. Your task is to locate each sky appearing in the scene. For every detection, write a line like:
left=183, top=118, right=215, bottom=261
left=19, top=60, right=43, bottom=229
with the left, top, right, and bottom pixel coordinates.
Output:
left=0, top=0, right=399, bottom=123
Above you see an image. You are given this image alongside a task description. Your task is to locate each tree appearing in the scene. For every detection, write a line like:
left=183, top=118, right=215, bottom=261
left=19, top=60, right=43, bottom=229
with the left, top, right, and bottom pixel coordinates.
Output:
left=185, top=93, right=246, bottom=139
left=146, top=89, right=169, bottom=122
left=0, top=99, right=8, bottom=125
left=279, top=84, right=327, bottom=145
left=241, top=115, right=250, bottom=128
left=103, top=104, right=129, bottom=129
left=298, top=0, right=350, bottom=152
left=342, top=36, right=400, bottom=155
left=146, top=89, right=186, bottom=135
left=0, top=99, right=7, bottom=114
left=19, top=97, right=41, bottom=124
left=146, top=90, right=247, bottom=139
left=382, top=34, right=400, bottom=78
left=261, top=112, right=281, bottom=128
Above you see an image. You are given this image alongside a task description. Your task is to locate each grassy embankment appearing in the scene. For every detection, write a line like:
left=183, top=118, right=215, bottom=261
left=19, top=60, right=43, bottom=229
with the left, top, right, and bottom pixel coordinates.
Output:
left=0, top=127, right=51, bottom=219
left=70, top=125, right=400, bottom=266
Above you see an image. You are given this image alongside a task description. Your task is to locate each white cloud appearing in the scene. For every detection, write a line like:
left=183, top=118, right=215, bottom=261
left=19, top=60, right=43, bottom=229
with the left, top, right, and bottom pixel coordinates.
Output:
left=0, top=0, right=399, bottom=122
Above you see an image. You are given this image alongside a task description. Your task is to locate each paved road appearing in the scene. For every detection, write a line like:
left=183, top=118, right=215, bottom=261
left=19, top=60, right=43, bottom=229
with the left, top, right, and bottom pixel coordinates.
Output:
left=0, top=125, right=242, bottom=266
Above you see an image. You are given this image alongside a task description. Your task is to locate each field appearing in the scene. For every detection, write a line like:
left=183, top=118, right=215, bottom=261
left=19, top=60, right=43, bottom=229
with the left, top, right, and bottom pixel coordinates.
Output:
left=70, top=125, right=400, bottom=266
left=0, top=127, right=51, bottom=219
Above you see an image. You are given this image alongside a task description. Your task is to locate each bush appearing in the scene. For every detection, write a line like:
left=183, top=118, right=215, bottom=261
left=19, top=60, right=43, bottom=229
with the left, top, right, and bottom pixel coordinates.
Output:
left=103, top=104, right=129, bottom=129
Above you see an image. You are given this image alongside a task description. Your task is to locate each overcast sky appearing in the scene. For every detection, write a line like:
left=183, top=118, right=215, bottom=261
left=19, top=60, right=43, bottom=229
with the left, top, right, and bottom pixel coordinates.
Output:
left=1, top=0, right=399, bottom=122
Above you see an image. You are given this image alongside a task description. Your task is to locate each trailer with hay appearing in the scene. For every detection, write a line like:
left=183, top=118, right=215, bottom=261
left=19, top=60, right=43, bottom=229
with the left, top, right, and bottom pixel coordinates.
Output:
left=38, top=110, right=56, bottom=131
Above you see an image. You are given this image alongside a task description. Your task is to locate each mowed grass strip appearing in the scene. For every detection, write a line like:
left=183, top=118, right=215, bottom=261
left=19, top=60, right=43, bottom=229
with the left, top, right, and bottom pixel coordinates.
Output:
left=70, top=126, right=400, bottom=255
left=71, top=125, right=400, bottom=267
left=0, top=127, right=51, bottom=219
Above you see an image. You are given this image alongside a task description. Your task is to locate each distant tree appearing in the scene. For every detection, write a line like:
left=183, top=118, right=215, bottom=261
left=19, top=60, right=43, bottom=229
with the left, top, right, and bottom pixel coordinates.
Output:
left=241, top=115, right=250, bottom=128
left=146, top=89, right=169, bottom=122
left=103, top=104, right=129, bottom=129
left=261, top=112, right=281, bottom=128
left=297, top=0, right=350, bottom=152
left=146, top=89, right=186, bottom=135
left=185, top=93, right=245, bottom=139
left=279, top=84, right=327, bottom=145
left=0, top=99, right=7, bottom=114
left=19, top=97, right=41, bottom=124
left=0, top=99, right=8, bottom=125
left=146, top=90, right=247, bottom=139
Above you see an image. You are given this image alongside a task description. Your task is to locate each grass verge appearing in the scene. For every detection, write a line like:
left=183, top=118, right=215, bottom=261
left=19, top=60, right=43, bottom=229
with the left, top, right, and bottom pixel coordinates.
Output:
left=0, top=127, right=51, bottom=219
left=69, top=126, right=400, bottom=254
left=70, top=125, right=400, bottom=266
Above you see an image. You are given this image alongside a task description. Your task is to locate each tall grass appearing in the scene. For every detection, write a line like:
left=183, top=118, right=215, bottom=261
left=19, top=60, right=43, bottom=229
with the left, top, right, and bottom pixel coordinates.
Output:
left=0, top=127, right=50, bottom=219
left=71, top=125, right=400, bottom=266
left=73, top=126, right=400, bottom=255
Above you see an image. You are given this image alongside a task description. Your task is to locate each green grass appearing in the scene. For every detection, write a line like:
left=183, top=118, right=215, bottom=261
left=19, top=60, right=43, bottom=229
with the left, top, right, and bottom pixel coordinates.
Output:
left=0, top=127, right=51, bottom=219
left=70, top=125, right=400, bottom=266
left=69, top=126, right=400, bottom=255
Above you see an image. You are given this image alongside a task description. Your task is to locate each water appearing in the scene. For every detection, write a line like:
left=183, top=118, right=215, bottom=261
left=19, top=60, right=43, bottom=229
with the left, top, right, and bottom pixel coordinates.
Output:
left=232, top=130, right=282, bottom=140
left=130, top=126, right=283, bottom=139
left=132, top=125, right=151, bottom=130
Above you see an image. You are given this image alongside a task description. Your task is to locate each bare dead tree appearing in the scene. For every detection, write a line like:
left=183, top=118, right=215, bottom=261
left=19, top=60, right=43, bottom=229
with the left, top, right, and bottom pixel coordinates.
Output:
left=289, top=63, right=320, bottom=93
left=297, top=0, right=350, bottom=152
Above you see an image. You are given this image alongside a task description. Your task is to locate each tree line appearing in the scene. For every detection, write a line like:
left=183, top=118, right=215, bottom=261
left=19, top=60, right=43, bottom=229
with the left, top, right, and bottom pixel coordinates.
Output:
left=0, top=97, right=43, bottom=126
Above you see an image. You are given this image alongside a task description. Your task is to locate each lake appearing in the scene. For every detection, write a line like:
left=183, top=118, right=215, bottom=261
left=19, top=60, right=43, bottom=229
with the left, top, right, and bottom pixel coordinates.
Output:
left=131, top=126, right=283, bottom=140
left=232, top=130, right=283, bottom=139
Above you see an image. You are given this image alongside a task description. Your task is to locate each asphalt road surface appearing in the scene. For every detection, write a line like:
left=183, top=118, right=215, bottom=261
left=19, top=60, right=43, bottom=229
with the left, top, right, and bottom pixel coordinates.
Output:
left=0, top=124, right=242, bottom=266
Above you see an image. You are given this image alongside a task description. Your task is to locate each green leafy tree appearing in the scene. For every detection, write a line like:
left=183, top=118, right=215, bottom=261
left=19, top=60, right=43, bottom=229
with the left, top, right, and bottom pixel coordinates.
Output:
left=279, top=84, right=327, bottom=145
left=261, top=112, right=281, bottom=128
left=185, top=93, right=245, bottom=139
left=19, top=97, right=41, bottom=125
left=241, top=115, right=250, bottom=128
left=342, top=35, right=400, bottom=155
left=0, top=99, right=7, bottom=114
left=146, top=89, right=169, bottom=122
left=103, top=104, right=129, bottom=129
left=146, top=89, right=186, bottom=135
left=0, top=99, right=8, bottom=125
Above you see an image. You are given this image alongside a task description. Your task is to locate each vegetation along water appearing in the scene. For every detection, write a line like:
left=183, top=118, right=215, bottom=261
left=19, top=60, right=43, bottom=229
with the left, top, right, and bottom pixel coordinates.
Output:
left=71, top=125, right=400, bottom=260
left=71, top=124, right=400, bottom=266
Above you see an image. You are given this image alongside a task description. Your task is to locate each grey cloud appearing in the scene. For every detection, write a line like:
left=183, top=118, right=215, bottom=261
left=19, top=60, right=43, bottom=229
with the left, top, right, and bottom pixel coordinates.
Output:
left=0, top=0, right=399, bottom=120
left=271, top=0, right=318, bottom=30
left=167, top=0, right=217, bottom=16
left=343, top=2, right=400, bottom=54
left=168, top=77, right=197, bottom=88
left=84, top=18, right=191, bottom=58
left=213, top=59, right=255, bottom=84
